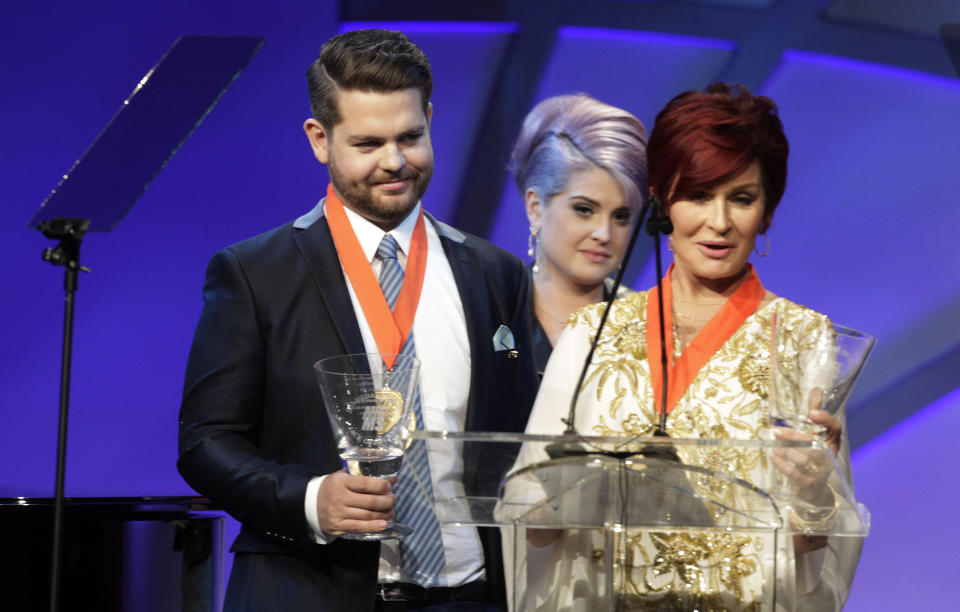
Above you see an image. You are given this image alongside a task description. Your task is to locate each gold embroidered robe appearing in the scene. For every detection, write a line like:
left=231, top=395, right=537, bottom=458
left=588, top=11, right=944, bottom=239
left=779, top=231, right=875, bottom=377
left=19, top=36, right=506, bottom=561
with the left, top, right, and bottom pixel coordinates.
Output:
left=509, top=291, right=862, bottom=611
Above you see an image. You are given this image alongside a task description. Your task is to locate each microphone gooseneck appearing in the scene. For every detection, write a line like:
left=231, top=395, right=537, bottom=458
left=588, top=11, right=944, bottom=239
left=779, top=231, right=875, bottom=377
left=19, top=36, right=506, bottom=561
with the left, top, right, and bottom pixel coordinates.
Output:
left=646, top=198, right=672, bottom=437
left=562, top=194, right=674, bottom=439
left=561, top=194, right=653, bottom=434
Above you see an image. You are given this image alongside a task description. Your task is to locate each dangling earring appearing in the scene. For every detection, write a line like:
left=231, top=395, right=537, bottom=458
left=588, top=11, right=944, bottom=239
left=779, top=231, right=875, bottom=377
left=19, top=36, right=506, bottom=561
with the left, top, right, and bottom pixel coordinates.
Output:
left=528, top=225, right=542, bottom=274
left=667, top=236, right=674, bottom=252
left=754, top=233, right=770, bottom=257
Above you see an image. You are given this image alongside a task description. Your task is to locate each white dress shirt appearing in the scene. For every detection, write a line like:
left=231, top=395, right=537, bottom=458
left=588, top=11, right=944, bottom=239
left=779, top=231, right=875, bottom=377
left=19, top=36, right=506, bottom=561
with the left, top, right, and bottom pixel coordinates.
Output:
left=298, top=199, right=485, bottom=587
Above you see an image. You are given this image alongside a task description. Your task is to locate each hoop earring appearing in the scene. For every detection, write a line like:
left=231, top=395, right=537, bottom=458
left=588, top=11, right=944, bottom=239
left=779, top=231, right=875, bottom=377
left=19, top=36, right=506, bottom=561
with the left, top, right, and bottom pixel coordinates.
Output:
left=754, top=234, right=770, bottom=257
left=528, top=226, right=542, bottom=274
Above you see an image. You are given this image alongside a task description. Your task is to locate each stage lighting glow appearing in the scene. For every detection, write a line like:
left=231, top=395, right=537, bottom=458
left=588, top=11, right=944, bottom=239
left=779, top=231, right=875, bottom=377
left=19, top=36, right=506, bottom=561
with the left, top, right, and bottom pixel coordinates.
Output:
left=558, top=25, right=734, bottom=51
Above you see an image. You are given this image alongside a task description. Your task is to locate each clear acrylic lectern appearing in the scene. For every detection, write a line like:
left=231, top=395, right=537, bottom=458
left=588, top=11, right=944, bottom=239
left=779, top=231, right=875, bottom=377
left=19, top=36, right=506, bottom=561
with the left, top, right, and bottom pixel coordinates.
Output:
left=410, top=431, right=869, bottom=611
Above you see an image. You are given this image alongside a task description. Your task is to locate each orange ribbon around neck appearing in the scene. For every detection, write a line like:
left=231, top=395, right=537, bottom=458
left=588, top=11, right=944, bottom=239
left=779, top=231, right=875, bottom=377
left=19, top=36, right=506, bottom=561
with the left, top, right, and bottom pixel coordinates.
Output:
left=645, top=263, right=765, bottom=418
left=324, top=184, right=428, bottom=369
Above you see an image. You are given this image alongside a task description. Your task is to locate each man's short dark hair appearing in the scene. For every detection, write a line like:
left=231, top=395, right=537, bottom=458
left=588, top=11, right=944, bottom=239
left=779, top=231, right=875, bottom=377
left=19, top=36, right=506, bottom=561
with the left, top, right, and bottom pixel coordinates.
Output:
left=307, top=29, right=433, bottom=129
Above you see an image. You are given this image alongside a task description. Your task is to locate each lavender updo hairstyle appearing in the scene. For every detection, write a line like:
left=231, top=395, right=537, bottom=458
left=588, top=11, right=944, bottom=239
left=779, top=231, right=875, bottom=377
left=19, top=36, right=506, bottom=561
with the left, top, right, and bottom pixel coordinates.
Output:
left=510, top=94, right=649, bottom=213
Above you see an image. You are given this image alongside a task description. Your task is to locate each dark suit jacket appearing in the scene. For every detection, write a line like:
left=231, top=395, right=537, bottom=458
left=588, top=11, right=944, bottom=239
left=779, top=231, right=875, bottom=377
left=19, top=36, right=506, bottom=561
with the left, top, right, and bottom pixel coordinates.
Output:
left=177, top=211, right=538, bottom=611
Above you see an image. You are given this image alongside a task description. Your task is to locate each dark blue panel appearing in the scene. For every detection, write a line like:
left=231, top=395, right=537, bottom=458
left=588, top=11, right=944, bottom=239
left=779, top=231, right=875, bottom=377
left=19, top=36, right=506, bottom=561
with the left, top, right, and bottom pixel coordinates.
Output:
left=825, top=0, right=960, bottom=37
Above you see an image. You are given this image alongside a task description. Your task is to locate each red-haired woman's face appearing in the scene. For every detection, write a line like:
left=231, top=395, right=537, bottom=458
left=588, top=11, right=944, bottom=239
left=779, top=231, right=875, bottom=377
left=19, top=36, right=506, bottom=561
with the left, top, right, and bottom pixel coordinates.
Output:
left=667, top=161, right=766, bottom=288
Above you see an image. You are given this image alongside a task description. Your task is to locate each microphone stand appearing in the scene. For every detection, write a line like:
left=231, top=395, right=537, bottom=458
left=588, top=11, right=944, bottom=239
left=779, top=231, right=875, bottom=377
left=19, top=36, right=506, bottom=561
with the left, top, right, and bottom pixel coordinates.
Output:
left=548, top=195, right=674, bottom=459
left=648, top=206, right=672, bottom=437
left=561, top=194, right=653, bottom=434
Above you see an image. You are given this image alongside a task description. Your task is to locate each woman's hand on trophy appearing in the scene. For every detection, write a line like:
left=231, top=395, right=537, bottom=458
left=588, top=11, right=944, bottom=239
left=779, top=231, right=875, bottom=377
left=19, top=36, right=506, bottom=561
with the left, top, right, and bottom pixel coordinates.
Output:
left=770, top=388, right=840, bottom=497
left=771, top=423, right=834, bottom=499
left=772, top=405, right=841, bottom=546
left=808, top=408, right=842, bottom=456
left=316, top=470, right=397, bottom=536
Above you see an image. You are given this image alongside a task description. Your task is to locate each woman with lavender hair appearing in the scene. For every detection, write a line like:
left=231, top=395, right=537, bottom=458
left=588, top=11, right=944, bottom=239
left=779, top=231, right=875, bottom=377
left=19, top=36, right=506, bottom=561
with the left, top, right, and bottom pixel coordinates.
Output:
left=510, top=94, right=649, bottom=377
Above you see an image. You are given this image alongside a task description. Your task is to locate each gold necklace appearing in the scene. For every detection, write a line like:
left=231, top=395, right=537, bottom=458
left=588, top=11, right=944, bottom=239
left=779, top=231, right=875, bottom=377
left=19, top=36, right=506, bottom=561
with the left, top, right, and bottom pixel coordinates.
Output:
left=673, top=301, right=724, bottom=322
left=673, top=297, right=727, bottom=307
left=672, top=298, right=727, bottom=349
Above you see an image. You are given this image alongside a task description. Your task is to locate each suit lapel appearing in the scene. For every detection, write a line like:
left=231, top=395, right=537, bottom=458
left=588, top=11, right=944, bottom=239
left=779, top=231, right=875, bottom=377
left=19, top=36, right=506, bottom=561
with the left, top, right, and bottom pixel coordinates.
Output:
left=293, top=216, right=366, bottom=356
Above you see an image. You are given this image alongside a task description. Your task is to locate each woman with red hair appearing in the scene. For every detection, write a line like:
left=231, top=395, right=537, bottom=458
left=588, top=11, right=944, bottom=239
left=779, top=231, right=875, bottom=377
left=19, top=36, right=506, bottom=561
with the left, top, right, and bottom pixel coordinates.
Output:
left=515, top=83, right=861, bottom=610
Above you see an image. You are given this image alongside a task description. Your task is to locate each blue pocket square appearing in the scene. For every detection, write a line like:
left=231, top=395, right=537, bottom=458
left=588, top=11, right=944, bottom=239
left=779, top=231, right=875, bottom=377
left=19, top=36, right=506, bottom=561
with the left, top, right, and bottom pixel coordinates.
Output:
left=492, top=325, right=516, bottom=352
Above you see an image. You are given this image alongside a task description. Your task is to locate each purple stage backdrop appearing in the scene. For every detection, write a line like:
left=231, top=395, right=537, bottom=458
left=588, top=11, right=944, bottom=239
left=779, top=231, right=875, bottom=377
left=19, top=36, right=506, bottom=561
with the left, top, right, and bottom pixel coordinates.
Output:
left=3, top=2, right=959, bottom=609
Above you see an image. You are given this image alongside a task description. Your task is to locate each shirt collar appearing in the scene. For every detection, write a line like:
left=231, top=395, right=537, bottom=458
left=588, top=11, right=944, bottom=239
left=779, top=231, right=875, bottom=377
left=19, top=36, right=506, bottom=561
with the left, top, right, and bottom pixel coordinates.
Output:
left=303, top=199, right=419, bottom=263
left=344, top=202, right=420, bottom=263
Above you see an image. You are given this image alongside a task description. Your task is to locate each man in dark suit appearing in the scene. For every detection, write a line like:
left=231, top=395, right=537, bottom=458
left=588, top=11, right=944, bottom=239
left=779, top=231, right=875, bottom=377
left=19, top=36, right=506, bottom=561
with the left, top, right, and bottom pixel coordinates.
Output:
left=177, top=29, right=538, bottom=611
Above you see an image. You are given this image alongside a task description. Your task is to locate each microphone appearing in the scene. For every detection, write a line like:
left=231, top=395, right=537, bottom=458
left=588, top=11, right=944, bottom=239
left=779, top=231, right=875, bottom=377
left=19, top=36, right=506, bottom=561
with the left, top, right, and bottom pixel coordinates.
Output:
left=647, top=206, right=673, bottom=236
left=546, top=194, right=675, bottom=459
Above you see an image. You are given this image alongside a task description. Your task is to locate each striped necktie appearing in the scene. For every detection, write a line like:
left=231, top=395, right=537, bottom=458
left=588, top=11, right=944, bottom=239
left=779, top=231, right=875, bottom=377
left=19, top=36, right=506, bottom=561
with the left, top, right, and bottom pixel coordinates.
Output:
left=376, top=234, right=445, bottom=586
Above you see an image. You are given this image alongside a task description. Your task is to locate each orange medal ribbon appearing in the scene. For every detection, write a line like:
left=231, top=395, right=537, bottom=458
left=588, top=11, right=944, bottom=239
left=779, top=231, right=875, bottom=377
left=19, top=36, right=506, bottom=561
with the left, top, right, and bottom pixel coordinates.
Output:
left=646, top=263, right=765, bottom=417
left=324, top=184, right=428, bottom=369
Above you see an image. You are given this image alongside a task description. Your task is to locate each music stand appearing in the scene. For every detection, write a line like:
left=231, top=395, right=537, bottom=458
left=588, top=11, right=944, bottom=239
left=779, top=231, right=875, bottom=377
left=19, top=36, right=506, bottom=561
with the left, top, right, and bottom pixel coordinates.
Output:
left=27, top=34, right=263, bottom=612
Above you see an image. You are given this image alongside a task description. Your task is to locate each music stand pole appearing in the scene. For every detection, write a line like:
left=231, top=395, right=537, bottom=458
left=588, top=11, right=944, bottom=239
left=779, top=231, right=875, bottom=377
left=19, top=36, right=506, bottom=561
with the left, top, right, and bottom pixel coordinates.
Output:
left=39, top=218, right=90, bottom=612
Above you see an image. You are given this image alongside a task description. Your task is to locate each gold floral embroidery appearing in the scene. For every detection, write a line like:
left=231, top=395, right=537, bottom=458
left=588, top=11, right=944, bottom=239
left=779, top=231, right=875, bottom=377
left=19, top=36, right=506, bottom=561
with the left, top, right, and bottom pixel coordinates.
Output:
left=558, top=293, right=832, bottom=609
left=608, top=530, right=763, bottom=611
left=736, top=355, right=768, bottom=397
